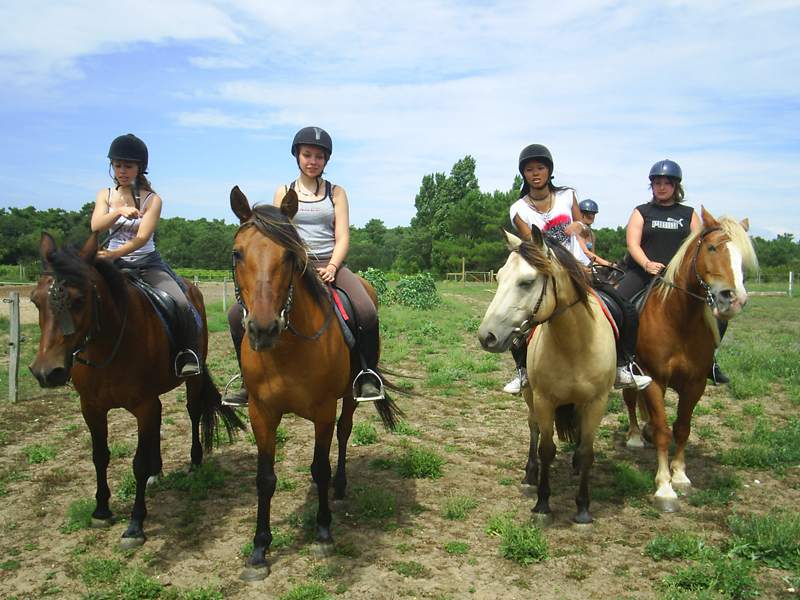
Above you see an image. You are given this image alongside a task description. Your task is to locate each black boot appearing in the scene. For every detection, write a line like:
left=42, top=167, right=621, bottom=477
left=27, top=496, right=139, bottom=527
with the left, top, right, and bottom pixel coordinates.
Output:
left=222, top=309, right=248, bottom=406
left=353, top=321, right=385, bottom=402
left=175, top=306, right=202, bottom=377
left=709, top=359, right=730, bottom=385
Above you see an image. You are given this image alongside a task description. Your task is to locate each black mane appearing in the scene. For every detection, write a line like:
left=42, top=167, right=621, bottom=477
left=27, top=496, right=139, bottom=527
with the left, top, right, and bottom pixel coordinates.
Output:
left=46, top=244, right=129, bottom=308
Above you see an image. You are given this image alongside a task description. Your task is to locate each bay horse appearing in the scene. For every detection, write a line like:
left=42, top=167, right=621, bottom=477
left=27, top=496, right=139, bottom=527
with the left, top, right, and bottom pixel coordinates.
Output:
left=229, top=186, right=401, bottom=580
left=478, top=228, right=616, bottom=525
left=29, top=232, right=244, bottom=548
left=623, top=208, right=757, bottom=512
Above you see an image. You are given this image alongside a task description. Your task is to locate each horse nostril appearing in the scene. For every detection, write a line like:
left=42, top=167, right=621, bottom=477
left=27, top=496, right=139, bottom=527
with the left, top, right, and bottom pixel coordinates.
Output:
left=719, top=290, right=735, bottom=303
left=481, top=332, right=497, bottom=349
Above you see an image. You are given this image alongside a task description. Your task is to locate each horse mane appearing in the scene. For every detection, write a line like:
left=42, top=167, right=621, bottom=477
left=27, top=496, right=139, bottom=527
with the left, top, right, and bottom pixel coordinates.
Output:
left=45, top=244, right=129, bottom=312
left=517, top=237, right=591, bottom=308
left=661, top=217, right=758, bottom=298
left=241, top=204, right=329, bottom=308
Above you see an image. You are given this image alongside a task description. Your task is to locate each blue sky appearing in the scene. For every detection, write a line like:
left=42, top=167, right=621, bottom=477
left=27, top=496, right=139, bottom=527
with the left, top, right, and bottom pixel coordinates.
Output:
left=1, top=1, right=798, bottom=239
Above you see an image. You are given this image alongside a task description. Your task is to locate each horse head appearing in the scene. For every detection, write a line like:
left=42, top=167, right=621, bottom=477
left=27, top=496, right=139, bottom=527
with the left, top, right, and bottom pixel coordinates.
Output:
left=29, top=232, right=100, bottom=387
left=230, top=186, right=311, bottom=351
left=664, top=207, right=757, bottom=322
left=478, top=227, right=556, bottom=352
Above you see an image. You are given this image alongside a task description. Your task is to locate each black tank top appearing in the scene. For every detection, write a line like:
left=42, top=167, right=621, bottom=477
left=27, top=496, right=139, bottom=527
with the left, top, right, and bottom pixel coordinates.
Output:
left=636, top=202, right=694, bottom=265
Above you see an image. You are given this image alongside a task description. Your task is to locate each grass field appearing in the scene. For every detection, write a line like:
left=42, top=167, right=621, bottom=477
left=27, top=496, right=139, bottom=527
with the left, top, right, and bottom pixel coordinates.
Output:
left=1, top=281, right=799, bottom=599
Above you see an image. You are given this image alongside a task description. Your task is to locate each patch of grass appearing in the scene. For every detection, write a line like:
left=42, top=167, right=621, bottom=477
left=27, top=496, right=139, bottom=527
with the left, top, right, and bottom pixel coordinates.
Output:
left=688, top=471, right=741, bottom=507
left=349, top=485, right=396, bottom=521
left=441, top=494, right=478, bottom=520
left=109, top=441, right=132, bottom=459
left=279, top=583, right=331, bottom=600
left=1, top=559, right=21, bottom=570
left=657, top=552, right=758, bottom=600
left=60, top=498, right=95, bottom=533
left=152, top=461, right=225, bottom=500
left=118, top=568, right=164, bottom=599
left=309, top=563, right=343, bottom=581
left=499, top=476, right=515, bottom=486
left=727, top=510, right=800, bottom=569
left=369, top=457, right=394, bottom=470
left=392, top=560, right=429, bottom=578
left=694, top=424, right=720, bottom=441
left=741, top=402, right=765, bottom=417
left=351, top=422, right=379, bottom=446
left=116, top=471, right=137, bottom=502
left=395, top=445, right=445, bottom=479
left=276, top=477, right=297, bottom=492
left=444, top=541, right=470, bottom=555
left=485, top=512, right=548, bottom=565
left=23, top=443, right=57, bottom=464
left=720, top=417, right=800, bottom=471
left=81, top=557, right=124, bottom=585
left=392, top=420, right=422, bottom=437
left=645, top=531, right=709, bottom=561
left=594, top=462, right=651, bottom=501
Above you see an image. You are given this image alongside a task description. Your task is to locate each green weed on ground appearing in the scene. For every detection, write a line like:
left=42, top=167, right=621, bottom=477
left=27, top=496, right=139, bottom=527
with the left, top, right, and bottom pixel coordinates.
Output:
left=720, top=417, right=800, bottom=471
left=441, top=494, right=478, bottom=520
left=688, top=471, right=741, bottom=507
left=351, top=422, right=379, bottom=446
left=485, top=512, right=548, bottom=565
left=395, top=445, right=445, bottom=479
left=23, top=444, right=57, bottom=464
left=656, top=552, right=758, bottom=600
left=727, top=510, right=800, bottom=569
left=279, top=583, right=332, bottom=600
left=60, top=498, right=95, bottom=533
left=645, top=531, right=710, bottom=561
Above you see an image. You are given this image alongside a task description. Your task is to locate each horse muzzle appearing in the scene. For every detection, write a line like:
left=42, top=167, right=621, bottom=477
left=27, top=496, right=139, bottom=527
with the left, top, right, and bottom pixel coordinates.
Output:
left=29, top=355, right=72, bottom=388
left=711, top=287, right=747, bottom=320
left=246, top=316, right=282, bottom=351
left=478, top=325, right=515, bottom=353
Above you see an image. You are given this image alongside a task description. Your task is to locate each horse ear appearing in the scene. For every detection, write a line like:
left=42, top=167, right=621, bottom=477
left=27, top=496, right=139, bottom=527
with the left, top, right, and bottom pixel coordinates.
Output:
left=281, top=189, right=299, bottom=219
left=740, top=218, right=749, bottom=232
left=700, top=205, right=719, bottom=229
left=40, top=232, right=56, bottom=266
left=79, top=232, right=98, bottom=262
left=530, top=224, right=545, bottom=249
left=230, top=186, right=252, bottom=223
left=503, top=229, right=522, bottom=251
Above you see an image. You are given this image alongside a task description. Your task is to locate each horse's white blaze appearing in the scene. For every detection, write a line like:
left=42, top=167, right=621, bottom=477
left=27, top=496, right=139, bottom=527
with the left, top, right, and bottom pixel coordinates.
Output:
left=727, top=244, right=748, bottom=307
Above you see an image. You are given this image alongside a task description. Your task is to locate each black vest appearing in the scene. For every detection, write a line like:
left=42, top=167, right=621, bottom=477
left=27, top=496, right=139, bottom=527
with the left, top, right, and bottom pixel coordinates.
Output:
left=637, top=202, right=694, bottom=265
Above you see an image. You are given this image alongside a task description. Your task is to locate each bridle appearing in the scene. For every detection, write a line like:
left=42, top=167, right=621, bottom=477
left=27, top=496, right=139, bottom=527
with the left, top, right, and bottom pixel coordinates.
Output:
left=45, top=274, right=128, bottom=369
left=657, top=226, right=723, bottom=309
left=231, top=228, right=333, bottom=342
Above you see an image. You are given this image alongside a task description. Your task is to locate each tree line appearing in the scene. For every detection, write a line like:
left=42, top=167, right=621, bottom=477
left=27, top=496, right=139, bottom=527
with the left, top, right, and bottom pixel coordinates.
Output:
left=1, top=156, right=798, bottom=281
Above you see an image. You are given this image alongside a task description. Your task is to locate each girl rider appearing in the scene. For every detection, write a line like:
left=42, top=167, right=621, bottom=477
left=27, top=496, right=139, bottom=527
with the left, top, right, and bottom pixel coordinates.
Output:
left=224, top=126, right=385, bottom=405
left=575, top=199, right=614, bottom=268
left=504, top=144, right=651, bottom=394
left=91, top=133, right=202, bottom=377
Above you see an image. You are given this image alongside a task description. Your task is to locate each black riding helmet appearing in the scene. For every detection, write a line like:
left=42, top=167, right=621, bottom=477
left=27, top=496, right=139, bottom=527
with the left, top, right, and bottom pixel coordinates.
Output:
left=649, top=159, right=682, bottom=182
left=291, top=126, right=333, bottom=159
left=108, top=134, right=148, bottom=173
left=579, top=199, right=599, bottom=213
left=518, top=144, right=553, bottom=176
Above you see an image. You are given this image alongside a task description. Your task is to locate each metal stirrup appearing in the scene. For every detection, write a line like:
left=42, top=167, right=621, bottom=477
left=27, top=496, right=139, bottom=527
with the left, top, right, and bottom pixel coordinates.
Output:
left=174, top=349, right=202, bottom=377
left=353, top=368, right=385, bottom=403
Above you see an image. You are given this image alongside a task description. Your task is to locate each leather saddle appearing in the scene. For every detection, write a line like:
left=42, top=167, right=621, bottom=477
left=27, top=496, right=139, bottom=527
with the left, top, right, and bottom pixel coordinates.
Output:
left=329, top=285, right=358, bottom=349
left=121, top=271, right=181, bottom=351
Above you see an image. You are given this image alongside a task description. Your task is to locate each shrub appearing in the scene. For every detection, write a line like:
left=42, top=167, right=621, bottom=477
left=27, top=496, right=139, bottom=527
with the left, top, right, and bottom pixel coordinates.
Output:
left=394, top=273, right=441, bottom=310
left=358, top=267, right=395, bottom=305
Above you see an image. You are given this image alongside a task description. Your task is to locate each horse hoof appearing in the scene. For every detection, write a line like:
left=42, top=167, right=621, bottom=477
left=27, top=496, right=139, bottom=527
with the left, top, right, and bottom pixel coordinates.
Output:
left=119, top=535, right=145, bottom=550
left=672, top=481, right=692, bottom=494
left=146, top=475, right=160, bottom=488
left=90, top=517, right=113, bottom=528
left=331, top=497, right=346, bottom=510
left=572, top=521, right=593, bottom=531
left=654, top=495, right=680, bottom=513
left=240, top=564, right=270, bottom=582
left=532, top=512, right=554, bottom=527
left=312, top=542, right=335, bottom=559
left=625, top=436, right=645, bottom=449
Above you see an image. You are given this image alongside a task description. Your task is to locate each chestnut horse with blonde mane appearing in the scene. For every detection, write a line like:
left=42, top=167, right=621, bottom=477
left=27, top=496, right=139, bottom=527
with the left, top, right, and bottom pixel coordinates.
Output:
left=229, top=186, right=401, bottom=580
left=623, top=208, right=757, bottom=511
left=29, top=232, right=244, bottom=549
left=479, top=228, right=616, bottom=525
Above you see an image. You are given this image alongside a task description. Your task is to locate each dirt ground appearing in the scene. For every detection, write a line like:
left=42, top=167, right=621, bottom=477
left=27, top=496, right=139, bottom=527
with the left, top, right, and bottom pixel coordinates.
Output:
left=1, top=286, right=798, bottom=599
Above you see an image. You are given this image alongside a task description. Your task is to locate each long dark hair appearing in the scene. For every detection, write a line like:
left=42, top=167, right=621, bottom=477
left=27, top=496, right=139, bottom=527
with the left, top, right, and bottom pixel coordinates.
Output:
left=109, top=164, right=155, bottom=209
left=518, top=159, right=572, bottom=199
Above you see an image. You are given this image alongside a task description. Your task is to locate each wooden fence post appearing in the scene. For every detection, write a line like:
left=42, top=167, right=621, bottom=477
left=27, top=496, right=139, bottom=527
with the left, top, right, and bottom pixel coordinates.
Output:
left=222, top=277, right=228, bottom=313
left=461, top=257, right=466, bottom=285
left=790, top=272, right=794, bottom=297
left=4, top=292, right=20, bottom=402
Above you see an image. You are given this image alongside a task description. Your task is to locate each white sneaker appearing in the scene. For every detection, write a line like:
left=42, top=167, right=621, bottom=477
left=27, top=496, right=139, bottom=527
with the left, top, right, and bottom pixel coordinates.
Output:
left=614, top=366, right=652, bottom=390
left=503, top=369, right=528, bottom=394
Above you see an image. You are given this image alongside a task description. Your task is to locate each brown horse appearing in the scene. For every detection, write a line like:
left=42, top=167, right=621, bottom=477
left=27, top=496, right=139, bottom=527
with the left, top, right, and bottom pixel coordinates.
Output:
left=478, top=229, right=616, bottom=525
left=623, top=208, right=757, bottom=511
left=229, top=186, right=401, bottom=580
left=29, top=232, right=244, bottom=548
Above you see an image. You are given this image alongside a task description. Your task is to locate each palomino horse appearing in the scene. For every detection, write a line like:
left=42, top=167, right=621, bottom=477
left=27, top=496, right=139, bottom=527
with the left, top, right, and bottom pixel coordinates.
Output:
left=624, top=208, right=757, bottom=511
left=478, top=229, right=616, bottom=524
left=29, top=233, right=244, bottom=548
left=229, top=186, right=401, bottom=580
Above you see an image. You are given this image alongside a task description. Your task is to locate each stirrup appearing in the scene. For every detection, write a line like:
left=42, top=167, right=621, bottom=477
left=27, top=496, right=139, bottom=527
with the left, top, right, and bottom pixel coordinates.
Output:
left=174, top=349, right=202, bottom=378
left=221, top=373, right=248, bottom=407
left=352, top=368, right=385, bottom=403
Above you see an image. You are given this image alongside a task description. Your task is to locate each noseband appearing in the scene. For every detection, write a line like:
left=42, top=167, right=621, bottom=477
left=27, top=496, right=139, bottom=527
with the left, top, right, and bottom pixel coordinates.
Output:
left=660, top=226, right=724, bottom=309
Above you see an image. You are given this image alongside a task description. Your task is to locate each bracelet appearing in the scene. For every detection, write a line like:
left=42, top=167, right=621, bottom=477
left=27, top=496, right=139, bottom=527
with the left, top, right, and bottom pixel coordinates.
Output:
left=326, top=263, right=338, bottom=272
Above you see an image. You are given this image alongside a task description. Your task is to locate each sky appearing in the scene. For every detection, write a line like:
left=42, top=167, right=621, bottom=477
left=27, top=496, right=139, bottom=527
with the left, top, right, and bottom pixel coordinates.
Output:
left=1, top=0, right=798, bottom=239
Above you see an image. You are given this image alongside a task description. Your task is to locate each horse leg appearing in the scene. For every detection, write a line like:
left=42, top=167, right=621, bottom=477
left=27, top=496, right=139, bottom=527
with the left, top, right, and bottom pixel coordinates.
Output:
left=573, top=400, right=605, bottom=525
left=184, top=376, right=204, bottom=469
left=242, top=409, right=279, bottom=581
left=81, top=404, right=113, bottom=526
left=641, top=384, right=678, bottom=512
left=333, top=395, right=357, bottom=500
left=311, top=418, right=336, bottom=557
left=522, top=386, right=539, bottom=487
left=623, top=389, right=645, bottom=448
left=120, top=399, right=162, bottom=549
left=531, top=404, right=556, bottom=526
left=670, top=384, right=705, bottom=493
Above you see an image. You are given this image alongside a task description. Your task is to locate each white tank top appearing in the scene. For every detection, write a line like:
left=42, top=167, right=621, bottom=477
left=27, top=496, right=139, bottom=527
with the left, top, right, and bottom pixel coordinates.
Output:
left=106, top=188, right=156, bottom=261
left=290, top=180, right=336, bottom=260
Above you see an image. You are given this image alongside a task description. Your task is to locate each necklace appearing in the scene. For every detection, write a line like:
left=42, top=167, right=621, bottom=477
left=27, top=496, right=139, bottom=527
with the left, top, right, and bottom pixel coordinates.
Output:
left=296, top=178, right=321, bottom=197
left=525, top=192, right=552, bottom=215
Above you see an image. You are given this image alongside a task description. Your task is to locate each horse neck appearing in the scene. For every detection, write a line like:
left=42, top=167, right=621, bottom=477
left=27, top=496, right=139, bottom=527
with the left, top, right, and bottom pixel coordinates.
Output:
left=545, top=267, right=591, bottom=333
left=288, top=271, right=329, bottom=332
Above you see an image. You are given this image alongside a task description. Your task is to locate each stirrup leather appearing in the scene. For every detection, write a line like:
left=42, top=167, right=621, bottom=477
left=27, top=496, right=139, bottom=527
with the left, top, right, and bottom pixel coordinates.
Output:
left=174, top=349, right=202, bottom=377
left=353, top=368, right=385, bottom=403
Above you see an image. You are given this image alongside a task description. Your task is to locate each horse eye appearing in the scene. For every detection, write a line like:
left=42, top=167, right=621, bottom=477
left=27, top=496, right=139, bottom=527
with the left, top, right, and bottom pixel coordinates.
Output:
left=519, top=279, right=535, bottom=289
left=72, top=296, right=85, bottom=309
left=232, top=249, right=243, bottom=262
left=707, top=244, right=717, bottom=252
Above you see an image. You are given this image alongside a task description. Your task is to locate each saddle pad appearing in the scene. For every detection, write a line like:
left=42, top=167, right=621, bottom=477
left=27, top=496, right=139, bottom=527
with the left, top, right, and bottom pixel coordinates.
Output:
left=589, top=289, right=621, bottom=341
left=330, top=286, right=357, bottom=349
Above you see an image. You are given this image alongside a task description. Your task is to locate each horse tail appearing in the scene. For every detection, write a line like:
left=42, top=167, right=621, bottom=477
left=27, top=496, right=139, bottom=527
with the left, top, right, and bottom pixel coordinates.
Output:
left=554, top=404, right=579, bottom=444
left=372, top=369, right=405, bottom=432
left=198, top=369, right=247, bottom=451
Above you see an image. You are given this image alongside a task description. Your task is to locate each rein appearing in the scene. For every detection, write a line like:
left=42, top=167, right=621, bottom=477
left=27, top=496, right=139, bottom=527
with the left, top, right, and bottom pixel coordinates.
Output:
left=657, top=226, right=723, bottom=309
left=232, top=223, right=334, bottom=343
left=45, top=272, right=129, bottom=369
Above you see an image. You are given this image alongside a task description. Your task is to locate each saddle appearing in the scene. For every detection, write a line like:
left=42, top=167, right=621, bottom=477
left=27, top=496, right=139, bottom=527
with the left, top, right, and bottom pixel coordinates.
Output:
left=589, top=288, right=620, bottom=340
left=121, top=270, right=181, bottom=352
left=329, top=285, right=358, bottom=349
